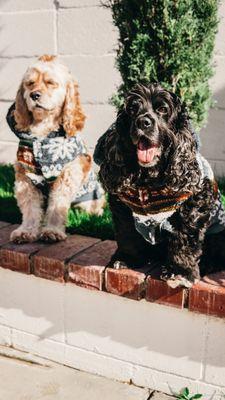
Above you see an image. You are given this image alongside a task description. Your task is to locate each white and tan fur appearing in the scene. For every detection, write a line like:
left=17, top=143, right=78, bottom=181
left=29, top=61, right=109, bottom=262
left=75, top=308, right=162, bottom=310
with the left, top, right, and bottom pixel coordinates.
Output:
left=11, top=55, right=105, bottom=243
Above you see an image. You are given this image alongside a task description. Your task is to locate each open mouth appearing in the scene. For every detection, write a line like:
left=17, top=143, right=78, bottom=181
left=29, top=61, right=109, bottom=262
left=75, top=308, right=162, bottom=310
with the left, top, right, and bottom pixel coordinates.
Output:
left=35, top=104, right=44, bottom=109
left=137, top=136, right=160, bottom=165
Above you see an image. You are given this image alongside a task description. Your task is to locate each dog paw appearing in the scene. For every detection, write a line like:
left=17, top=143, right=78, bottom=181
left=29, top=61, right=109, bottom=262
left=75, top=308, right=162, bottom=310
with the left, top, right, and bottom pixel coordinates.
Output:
left=112, top=260, right=128, bottom=270
left=40, top=227, right=67, bottom=243
left=166, top=275, right=194, bottom=289
left=160, top=267, right=197, bottom=289
left=10, top=227, right=39, bottom=243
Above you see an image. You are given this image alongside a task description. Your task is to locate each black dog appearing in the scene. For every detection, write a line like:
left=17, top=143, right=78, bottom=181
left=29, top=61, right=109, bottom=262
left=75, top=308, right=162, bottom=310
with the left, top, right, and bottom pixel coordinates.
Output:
left=94, top=83, right=225, bottom=288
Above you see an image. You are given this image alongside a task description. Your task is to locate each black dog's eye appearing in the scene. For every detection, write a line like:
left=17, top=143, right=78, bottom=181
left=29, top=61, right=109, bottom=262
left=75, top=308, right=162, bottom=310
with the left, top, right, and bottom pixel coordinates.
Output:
left=126, top=98, right=142, bottom=115
left=156, top=106, right=168, bottom=115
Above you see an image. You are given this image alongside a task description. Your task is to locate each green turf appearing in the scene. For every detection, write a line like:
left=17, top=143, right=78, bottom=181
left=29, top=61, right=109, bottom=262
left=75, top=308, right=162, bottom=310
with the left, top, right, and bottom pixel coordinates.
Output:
left=0, top=164, right=225, bottom=240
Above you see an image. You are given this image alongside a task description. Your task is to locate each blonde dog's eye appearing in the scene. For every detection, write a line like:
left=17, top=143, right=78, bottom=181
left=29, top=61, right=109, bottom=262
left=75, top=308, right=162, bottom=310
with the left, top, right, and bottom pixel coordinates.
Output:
left=46, top=80, right=55, bottom=86
left=27, top=81, right=35, bottom=86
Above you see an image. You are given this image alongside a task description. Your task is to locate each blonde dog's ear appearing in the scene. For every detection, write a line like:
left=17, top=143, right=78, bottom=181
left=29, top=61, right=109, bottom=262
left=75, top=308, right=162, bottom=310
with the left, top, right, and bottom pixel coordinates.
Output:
left=62, top=80, right=86, bottom=136
left=14, top=84, right=32, bottom=131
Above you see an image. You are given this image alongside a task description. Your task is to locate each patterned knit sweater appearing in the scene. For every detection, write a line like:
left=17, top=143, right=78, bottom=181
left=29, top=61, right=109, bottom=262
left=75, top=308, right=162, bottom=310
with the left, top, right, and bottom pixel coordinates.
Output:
left=7, top=103, right=103, bottom=204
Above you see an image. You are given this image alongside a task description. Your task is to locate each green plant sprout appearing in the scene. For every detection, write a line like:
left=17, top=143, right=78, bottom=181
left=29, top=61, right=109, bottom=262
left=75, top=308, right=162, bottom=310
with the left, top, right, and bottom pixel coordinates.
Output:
left=176, top=387, right=203, bottom=400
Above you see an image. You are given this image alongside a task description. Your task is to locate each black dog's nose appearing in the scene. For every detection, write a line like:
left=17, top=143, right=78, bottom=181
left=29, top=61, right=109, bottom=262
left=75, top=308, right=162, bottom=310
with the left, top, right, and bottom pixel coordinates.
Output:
left=30, top=92, right=41, bottom=101
left=137, top=116, right=152, bottom=130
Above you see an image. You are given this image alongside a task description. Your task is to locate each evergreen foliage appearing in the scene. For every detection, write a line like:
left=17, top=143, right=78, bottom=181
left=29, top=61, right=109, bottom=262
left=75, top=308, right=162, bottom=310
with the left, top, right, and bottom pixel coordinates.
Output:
left=104, top=0, right=219, bottom=130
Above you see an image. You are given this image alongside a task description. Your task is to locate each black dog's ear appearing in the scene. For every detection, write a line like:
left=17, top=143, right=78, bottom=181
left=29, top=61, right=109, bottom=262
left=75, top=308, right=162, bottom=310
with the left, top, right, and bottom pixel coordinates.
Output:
left=116, top=107, right=131, bottom=135
left=167, top=91, right=187, bottom=131
left=169, top=91, right=200, bottom=149
left=165, top=93, right=201, bottom=191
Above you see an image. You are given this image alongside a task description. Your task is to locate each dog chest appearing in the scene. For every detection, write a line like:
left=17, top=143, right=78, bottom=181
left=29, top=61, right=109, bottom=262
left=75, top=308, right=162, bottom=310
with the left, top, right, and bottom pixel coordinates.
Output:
left=133, top=210, right=175, bottom=245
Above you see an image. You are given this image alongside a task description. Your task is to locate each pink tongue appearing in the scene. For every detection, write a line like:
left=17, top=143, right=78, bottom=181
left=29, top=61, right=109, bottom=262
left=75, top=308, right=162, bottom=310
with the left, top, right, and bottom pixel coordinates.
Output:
left=137, top=147, right=157, bottom=163
left=137, top=138, right=158, bottom=163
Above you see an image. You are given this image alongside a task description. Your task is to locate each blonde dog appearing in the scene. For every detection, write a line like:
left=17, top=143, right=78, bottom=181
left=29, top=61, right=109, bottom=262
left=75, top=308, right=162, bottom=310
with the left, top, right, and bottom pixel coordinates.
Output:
left=7, top=55, right=104, bottom=243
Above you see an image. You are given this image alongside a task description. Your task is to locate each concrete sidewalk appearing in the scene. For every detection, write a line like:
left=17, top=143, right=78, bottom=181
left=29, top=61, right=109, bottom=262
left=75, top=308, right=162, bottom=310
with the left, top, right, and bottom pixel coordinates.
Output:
left=0, top=345, right=154, bottom=400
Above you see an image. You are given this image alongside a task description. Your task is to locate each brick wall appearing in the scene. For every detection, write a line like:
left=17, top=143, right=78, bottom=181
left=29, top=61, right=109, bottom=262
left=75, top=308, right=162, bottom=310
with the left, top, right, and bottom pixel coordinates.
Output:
left=0, top=0, right=225, bottom=177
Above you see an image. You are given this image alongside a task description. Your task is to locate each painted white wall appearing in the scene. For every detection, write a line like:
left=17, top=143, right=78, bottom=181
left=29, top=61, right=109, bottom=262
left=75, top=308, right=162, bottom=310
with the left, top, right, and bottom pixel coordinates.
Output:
left=0, top=0, right=224, bottom=176
left=0, top=0, right=120, bottom=163
left=0, top=267, right=224, bottom=399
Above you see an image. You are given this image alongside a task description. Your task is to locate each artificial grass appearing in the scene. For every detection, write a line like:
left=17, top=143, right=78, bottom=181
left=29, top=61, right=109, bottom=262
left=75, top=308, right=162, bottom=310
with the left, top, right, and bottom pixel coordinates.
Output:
left=1, top=164, right=225, bottom=240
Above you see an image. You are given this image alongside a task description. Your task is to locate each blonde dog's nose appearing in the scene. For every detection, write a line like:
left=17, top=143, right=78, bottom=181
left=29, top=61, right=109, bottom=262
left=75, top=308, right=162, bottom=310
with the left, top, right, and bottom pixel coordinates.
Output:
left=30, top=92, right=41, bottom=101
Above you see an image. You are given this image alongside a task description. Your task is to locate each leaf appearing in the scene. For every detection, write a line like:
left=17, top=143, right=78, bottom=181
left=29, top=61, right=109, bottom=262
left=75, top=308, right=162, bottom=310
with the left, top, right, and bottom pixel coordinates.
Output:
left=182, top=388, right=190, bottom=397
left=190, top=394, right=203, bottom=399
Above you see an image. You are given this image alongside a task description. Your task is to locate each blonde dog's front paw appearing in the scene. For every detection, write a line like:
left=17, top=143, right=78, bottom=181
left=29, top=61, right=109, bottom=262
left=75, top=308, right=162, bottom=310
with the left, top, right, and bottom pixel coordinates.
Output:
left=40, top=227, right=67, bottom=243
left=10, top=227, right=40, bottom=243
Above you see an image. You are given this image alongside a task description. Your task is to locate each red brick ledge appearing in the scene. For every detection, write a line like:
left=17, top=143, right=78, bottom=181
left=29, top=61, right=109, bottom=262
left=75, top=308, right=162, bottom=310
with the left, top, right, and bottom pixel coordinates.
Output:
left=0, top=222, right=224, bottom=318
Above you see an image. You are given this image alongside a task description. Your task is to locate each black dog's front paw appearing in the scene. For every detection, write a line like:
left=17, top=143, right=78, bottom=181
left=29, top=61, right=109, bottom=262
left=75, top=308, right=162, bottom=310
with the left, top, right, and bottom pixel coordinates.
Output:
left=160, top=266, right=198, bottom=289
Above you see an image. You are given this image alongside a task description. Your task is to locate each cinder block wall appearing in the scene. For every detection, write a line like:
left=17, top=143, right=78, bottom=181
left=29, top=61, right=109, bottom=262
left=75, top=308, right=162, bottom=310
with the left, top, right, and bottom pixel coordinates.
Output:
left=200, top=1, right=225, bottom=177
left=0, top=0, right=225, bottom=177
left=0, top=0, right=120, bottom=163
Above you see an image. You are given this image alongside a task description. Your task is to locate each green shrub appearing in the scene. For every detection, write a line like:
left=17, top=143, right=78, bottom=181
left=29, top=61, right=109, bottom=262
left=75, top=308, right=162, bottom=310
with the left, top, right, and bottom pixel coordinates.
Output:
left=104, top=0, right=219, bottom=130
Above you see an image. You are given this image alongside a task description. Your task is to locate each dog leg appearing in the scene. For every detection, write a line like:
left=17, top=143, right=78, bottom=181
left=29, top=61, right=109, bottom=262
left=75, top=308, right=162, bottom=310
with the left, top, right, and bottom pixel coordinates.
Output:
left=40, top=160, right=84, bottom=242
left=11, top=170, right=44, bottom=243
left=108, top=194, right=152, bottom=268
left=163, top=179, right=214, bottom=288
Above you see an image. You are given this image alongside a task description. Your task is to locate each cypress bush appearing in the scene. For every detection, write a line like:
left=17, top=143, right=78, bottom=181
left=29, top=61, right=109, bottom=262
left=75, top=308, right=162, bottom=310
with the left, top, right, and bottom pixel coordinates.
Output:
left=104, top=0, right=219, bottom=130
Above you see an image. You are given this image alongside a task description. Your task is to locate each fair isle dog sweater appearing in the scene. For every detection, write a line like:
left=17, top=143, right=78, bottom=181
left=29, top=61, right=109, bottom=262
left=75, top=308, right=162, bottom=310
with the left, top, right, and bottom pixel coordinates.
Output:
left=7, top=103, right=103, bottom=204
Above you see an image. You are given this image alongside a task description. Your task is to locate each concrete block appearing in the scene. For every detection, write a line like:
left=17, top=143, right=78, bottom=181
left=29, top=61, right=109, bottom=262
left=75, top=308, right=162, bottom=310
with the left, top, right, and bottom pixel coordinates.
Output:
left=65, top=284, right=206, bottom=379
left=0, top=141, right=17, bottom=164
left=59, top=55, right=121, bottom=104
left=203, top=316, right=225, bottom=386
left=0, top=101, right=17, bottom=143
left=11, top=329, right=66, bottom=365
left=82, top=104, right=116, bottom=151
left=0, top=0, right=53, bottom=11
left=58, top=7, right=118, bottom=55
left=200, top=108, right=225, bottom=162
left=0, top=58, right=36, bottom=100
left=0, top=11, right=55, bottom=57
left=59, top=0, right=101, bottom=6
left=64, top=343, right=134, bottom=383
left=215, top=1, right=225, bottom=56
left=210, top=56, right=225, bottom=109
left=206, top=159, right=225, bottom=178
left=0, top=324, right=11, bottom=346
left=132, top=366, right=225, bottom=400
left=0, top=268, right=65, bottom=342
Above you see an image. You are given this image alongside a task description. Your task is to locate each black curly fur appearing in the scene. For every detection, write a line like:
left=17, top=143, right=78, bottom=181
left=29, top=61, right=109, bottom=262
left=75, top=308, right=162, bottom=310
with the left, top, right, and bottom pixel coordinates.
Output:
left=94, top=83, right=225, bottom=284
